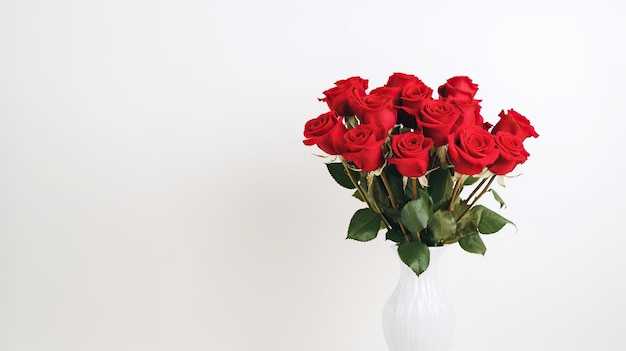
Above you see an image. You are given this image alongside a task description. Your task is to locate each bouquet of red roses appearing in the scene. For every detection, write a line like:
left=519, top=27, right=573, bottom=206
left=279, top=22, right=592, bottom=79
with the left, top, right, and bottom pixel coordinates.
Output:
left=303, top=73, right=538, bottom=275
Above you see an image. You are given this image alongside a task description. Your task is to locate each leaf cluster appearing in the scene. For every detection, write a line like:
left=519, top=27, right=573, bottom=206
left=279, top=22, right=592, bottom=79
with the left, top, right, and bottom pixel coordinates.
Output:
left=328, top=160, right=515, bottom=276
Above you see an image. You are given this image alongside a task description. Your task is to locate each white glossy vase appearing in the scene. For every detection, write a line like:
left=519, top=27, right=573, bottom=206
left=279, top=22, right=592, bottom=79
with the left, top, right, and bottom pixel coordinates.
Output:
left=382, top=247, right=455, bottom=351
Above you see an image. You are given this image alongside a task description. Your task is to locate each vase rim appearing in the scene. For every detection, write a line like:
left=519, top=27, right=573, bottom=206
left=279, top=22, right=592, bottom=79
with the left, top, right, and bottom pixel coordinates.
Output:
left=389, top=243, right=448, bottom=249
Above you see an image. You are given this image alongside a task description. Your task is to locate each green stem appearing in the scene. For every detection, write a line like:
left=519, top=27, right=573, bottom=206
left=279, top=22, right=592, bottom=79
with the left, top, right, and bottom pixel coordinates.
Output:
left=410, top=177, right=422, bottom=243
left=457, top=175, right=496, bottom=220
left=466, top=177, right=488, bottom=203
left=380, top=172, right=411, bottom=242
left=448, top=175, right=466, bottom=212
left=467, top=175, right=496, bottom=208
left=340, top=157, right=392, bottom=230
left=339, top=158, right=370, bottom=208
left=380, top=172, right=398, bottom=209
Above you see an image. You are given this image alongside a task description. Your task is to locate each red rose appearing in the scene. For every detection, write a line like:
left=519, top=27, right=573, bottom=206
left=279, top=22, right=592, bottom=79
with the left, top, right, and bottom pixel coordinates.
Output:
left=386, top=72, right=424, bottom=90
left=370, top=86, right=403, bottom=105
left=370, top=86, right=402, bottom=98
left=302, top=111, right=347, bottom=155
left=342, top=124, right=387, bottom=171
left=438, top=76, right=479, bottom=100
left=488, top=132, right=530, bottom=175
left=320, top=76, right=368, bottom=116
left=400, top=81, right=433, bottom=115
left=418, top=99, right=461, bottom=147
left=447, top=125, right=499, bottom=175
left=444, top=96, right=484, bottom=128
left=375, top=82, right=424, bottom=129
left=491, top=109, right=539, bottom=140
left=353, top=93, right=398, bottom=132
left=388, top=131, right=434, bottom=178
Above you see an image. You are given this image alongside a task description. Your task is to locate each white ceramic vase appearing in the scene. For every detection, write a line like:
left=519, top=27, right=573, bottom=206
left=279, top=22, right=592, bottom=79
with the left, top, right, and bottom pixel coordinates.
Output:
left=382, top=247, right=455, bottom=351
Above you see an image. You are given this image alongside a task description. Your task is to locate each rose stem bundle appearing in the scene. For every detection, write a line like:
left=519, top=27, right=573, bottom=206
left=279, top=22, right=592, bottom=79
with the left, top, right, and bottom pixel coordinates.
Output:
left=465, top=177, right=488, bottom=203
left=456, top=175, right=497, bottom=220
left=448, top=175, right=467, bottom=212
left=467, top=175, right=496, bottom=208
left=409, top=177, right=423, bottom=243
left=340, top=157, right=393, bottom=230
left=380, top=172, right=411, bottom=242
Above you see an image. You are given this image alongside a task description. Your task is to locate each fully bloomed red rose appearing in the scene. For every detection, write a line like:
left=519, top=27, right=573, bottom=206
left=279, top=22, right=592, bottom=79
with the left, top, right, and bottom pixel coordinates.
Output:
left=302, top=111, right=347, bottom=155
left=488, top=132, right=530, bottom=175
left=447, top=125, right=499, bottom=175
left=491, top=109, right=539, bottom=140
left=418, top=99, right=461, bottom=146
left=320, top=77, right=368, bottom=116
left=342, top=124, right=386, bottom=171
left=387, top=131, right=434, bottom=178
left=438, top=76, right=479, bottom=101
left=354, top=92, right=398, bottom=132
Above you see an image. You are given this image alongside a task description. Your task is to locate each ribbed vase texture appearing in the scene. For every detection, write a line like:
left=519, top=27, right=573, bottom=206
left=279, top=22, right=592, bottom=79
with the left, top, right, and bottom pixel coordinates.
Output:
left=382, top=248, right=455, bottom=351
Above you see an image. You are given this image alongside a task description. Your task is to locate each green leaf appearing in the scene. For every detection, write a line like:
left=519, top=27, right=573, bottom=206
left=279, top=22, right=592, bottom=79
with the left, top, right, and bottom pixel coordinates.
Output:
left=404, top=175, right=421, bottom=199
left=397, top=241, right=430, bottom=276
left=463, top=176, right=480, bottom=186
left=450, top=199, right=469, bottom=219
left=385, top=229, right=405, bottom=243
left=428, top=167, right=453, bottom=209
left=400, top=195, right=433, bottom=234
left=382, top=207, right=402, bottom=225
left=489, top=189, right=506, bottom=209
left=352, top=190, right=364, bottom=202
left=384, top=168, right=409, bottom=208
left=371, top=177, right=391, bottom=209
left=449, top=224, right=477, bottom=244
left=476, top=205, right=516, bottom=234
left=347, top=208, right=381, bottom=242
left=326, top=163, right=359, bottom=189
left=457, top=205, right=483, bottom=230
left=429, top=210, right=457, bottom=244
left=359, top=173, right=380, bottom=211
left=459, top=233, right=487, bottom=255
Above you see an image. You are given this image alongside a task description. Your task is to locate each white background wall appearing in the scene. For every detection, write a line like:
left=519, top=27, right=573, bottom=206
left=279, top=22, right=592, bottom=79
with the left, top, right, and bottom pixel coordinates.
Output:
left=1, top=0, right=624, bottom=350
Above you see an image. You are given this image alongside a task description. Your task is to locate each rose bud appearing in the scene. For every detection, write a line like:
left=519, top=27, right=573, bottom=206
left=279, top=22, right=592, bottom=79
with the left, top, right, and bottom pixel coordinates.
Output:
left=319, top=77, right=368, bottom=116
left=491, top=109, right=539, bottom=140
left=438, top=76, right=479, bottom=101
left=386, top=72, right=425, bottom=90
